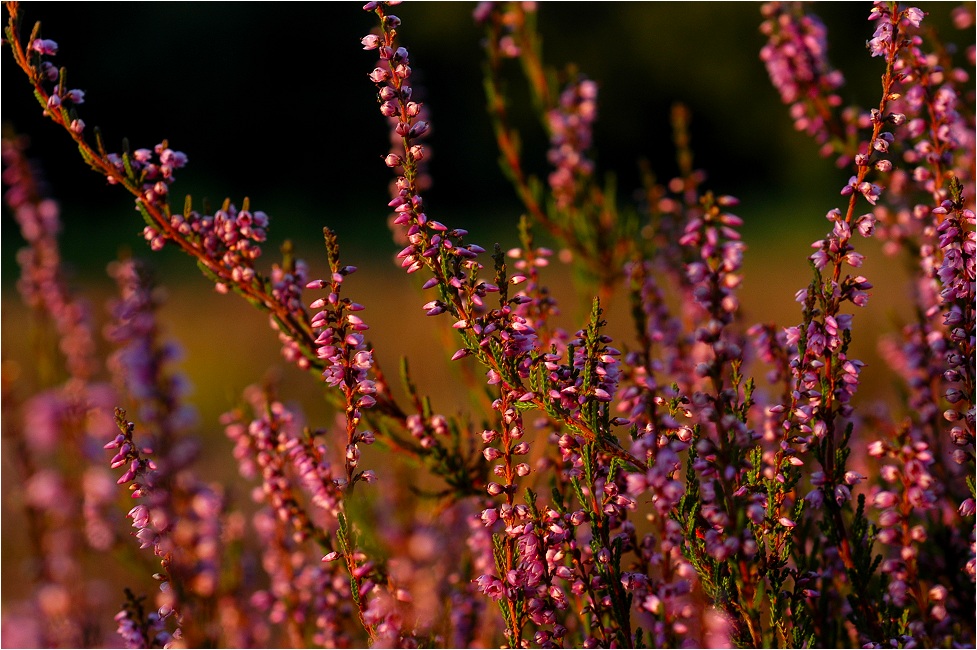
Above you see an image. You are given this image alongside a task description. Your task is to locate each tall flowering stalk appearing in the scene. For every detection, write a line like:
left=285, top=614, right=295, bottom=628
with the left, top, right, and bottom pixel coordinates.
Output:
left=361, top=0, right=643, bottom=473
left=477, top=2, right=635, bottom=298
left=760, top=2, right=852, bottom=163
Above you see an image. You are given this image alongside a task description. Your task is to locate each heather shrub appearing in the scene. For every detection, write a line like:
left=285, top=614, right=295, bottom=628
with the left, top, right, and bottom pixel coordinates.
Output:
left=1, top=1, right=974, bottom=648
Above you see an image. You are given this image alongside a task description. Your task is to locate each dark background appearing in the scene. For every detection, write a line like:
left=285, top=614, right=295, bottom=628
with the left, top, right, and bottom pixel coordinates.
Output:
left=2, top=2, right=966, bottom=280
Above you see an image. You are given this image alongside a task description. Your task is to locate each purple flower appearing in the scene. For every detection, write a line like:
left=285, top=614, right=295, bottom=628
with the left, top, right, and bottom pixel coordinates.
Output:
left=30, top=38, right=58, bottom=55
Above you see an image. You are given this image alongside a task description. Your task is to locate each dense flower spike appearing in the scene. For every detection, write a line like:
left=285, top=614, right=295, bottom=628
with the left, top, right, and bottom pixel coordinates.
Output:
left=306, top=228, right=378, bottom=488
left=760, top=2, right=848, bottom=160
left=105, top=258, right=198, bottom=444
left=2, top=2, right=975, bottom=648
left=104, top=410, right=181, bottom=646
left=547, top=77, right=598, bottom=209
left=2, top=136, right=100, bottom=382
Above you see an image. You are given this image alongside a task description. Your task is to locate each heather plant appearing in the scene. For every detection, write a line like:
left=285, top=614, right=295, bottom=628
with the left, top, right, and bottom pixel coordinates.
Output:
left=1, top=1, right=974, bottom=648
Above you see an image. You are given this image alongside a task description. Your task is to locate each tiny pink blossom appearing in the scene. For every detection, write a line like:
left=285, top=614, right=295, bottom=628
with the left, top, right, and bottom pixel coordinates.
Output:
left=30, top=38, right=58, bottom=55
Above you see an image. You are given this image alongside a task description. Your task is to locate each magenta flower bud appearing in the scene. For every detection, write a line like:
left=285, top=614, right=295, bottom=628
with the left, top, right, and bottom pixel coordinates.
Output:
left=46, top=94, right=61, bottom=109
left=63, top=88, right=85, bottom=104
left=481, top=508, right=499, bottom=526
left=422, top=300, right=445, bottom=315
left=104, top=434, right=125, bottom=450
left=361, top=34, right=380, bottom=50
left=408, top=121, right=429, bottom=138
left=867, top=440, right=886, bottom=457
left=322, top=551, right=341, bottom=562
left=31, top=38, right=59, bottom=55
left=356, top=395, right=376, bottom=409
left=904, top=7, right=925, bottom=26
left=128, top=504, right=150, bottom=528
left=368, top=67, right=389, bottom=83
left=834, top=485, right=850, bottom=504
left=877, top=509, right=900, bottom=527
left=40, top=61, right=57, bottom=81
left=844, top=471, right=865, bottom=485
left=778, top=517, right=796, bottom=528
left=855, top=214, right=876, bottom=236
left=486, top=482, right=504, bottom=496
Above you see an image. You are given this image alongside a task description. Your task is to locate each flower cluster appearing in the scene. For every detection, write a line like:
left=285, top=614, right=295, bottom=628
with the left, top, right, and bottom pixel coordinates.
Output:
left=146, top=199, right=267, bottom=286
left=306, top=228, right=379, bottom=487
left=547, top=77, right=598, bottom=209
left=759, top=2, right=847, bottom=159
left=105, top=258, right=197, bottom=443
left=2, top=136, right=100, bottom=381
left=104, top=410, right=181, bottom=647
left=106, top=143, right=188, bottom=206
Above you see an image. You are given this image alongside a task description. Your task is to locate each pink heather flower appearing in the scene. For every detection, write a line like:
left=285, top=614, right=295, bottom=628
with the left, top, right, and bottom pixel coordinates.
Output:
left=903, top=7, right=925, bottom=27
left=30, top=38, right=58, bottom=55
left=868, top=20, right=893, bottom=57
